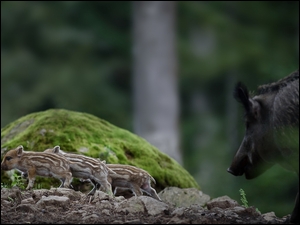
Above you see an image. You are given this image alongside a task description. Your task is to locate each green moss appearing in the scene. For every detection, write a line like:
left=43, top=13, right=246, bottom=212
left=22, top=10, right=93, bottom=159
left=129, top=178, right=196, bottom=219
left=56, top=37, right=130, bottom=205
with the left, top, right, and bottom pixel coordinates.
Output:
left=1, top=109, right=200, bottom=191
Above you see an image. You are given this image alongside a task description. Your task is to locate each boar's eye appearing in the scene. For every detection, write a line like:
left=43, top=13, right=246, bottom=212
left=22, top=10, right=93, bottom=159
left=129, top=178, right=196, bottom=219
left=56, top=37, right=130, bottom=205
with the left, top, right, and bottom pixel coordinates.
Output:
left=5, top=156, right=12, bottom=161
left=246, top=121, right=250, bottom=129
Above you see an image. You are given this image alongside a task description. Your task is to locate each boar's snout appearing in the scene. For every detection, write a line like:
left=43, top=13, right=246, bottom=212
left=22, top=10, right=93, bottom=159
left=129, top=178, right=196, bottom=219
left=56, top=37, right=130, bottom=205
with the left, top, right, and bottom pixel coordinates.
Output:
left=227, top=167, right=244, bottom=176
left=227, top=155, right=249, bottom=177
left=228, top=149, right=273, bottom=180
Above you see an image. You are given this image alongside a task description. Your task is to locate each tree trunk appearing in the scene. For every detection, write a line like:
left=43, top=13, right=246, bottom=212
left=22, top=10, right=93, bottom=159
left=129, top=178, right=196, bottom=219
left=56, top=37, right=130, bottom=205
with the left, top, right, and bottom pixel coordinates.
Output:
left=132, top=1, right=181, bottom=164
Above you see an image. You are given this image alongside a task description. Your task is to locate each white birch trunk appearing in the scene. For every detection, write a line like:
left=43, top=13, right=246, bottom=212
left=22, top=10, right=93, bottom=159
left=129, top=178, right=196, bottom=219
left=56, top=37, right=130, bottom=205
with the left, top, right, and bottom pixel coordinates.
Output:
left=132, top=1, right=182, bottom=164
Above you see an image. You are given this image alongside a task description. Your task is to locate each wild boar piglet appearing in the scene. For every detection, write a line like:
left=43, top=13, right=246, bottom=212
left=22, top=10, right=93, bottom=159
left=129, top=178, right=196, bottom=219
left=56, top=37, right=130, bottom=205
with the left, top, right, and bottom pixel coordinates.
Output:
left=93, top=162, right=161, bottom=200
left=44, top=146, right=114, bottom=196
left=1, top=145, right=72, bottom=190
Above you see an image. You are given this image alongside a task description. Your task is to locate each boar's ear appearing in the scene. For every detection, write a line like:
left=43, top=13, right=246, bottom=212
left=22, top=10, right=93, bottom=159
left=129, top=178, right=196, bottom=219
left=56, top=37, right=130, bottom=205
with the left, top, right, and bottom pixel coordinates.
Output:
left=249, top=99, right=261, bottom=120
left=234, top=82, right=261, bottom=120
left=16, top=145, right=24, bottom=156
left=234, top=82, right=251, bottom=112
left=53, top=145, right=60, bottom=153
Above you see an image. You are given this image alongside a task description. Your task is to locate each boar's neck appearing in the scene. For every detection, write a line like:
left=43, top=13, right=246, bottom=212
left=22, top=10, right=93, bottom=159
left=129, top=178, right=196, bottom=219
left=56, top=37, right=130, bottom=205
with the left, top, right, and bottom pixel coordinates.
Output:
left=257, top=80, right=299, bottom=174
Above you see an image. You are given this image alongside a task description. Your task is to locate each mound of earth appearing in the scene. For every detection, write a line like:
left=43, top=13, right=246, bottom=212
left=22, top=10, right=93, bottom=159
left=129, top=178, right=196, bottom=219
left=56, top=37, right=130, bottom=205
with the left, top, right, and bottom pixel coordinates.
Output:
left=1, top=108, right=199, bottom=191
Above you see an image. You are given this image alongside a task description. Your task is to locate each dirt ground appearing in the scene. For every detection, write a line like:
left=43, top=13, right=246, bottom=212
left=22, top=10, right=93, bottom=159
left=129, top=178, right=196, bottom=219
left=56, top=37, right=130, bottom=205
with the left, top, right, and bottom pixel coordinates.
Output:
left=1, top=186, right=293, bottom=224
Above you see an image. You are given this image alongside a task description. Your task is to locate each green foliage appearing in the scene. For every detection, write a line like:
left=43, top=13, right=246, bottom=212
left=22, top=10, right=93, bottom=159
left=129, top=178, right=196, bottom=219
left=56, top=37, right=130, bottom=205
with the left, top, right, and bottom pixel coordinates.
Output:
left=11, top=173, right=26, bottom=190
left=1, top=182, right=8, bottom=189
left=239, top=188, right=261, bottom=214
left=1, top=171, right=26, bottom=190
left=239, top=188, right=249, bottom=208
left=34, top=183, right=43, bottom=190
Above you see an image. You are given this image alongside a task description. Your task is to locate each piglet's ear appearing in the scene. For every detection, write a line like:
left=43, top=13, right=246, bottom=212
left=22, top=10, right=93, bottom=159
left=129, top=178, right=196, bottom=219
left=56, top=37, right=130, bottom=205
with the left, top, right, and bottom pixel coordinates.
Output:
left=53, top=146, right=60, bottom=153
left=16, top=145, right=24, bottom=156
left=234, top=82, right=251, bottom=113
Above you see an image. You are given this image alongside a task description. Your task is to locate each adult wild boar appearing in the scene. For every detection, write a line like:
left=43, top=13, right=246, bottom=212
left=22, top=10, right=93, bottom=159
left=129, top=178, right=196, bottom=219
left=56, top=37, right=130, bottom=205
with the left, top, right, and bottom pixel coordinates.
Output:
left=227, top=70, right=299, bottom=223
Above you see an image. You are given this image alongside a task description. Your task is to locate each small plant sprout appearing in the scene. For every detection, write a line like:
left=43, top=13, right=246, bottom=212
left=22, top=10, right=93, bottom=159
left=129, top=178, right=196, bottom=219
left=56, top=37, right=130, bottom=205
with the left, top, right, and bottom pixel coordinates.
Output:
left=239, top=188, right=248, bottom=207
left=239, top=188, right=260, bottom=213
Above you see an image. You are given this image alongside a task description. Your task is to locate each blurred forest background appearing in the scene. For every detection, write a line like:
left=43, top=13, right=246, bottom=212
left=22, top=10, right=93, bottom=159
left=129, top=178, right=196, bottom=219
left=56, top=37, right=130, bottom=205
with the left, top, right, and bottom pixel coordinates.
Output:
left=1, top=1, right=299, bottom=218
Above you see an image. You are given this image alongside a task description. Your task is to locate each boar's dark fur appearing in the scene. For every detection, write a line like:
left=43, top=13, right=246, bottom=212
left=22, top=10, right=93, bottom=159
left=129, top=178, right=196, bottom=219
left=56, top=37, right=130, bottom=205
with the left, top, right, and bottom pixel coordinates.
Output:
left=228, top=69, right=299, bottom=223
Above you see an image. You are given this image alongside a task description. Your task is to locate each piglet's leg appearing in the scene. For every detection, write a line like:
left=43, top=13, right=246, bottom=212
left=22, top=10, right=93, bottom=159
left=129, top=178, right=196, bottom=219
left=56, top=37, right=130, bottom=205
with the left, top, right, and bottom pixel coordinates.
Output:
left=93, top=177, right=113, bottom=196
left=26, top=168, right=36, bottom=190
left=61, top=172, right=72, bottom=188
left=112, top=180, right=130, bottom=195
left=58, top=178, right=67, bottom=188
left=87, top=179, right=97, bottom=196
left=131, top=183, right=143, bottom=196
left=111, top=179, right=139, bottom=196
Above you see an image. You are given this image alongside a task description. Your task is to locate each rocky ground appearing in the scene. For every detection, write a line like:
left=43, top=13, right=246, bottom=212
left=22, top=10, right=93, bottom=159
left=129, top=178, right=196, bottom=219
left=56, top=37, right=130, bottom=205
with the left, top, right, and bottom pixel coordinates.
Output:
left=1, top=186, right=293, bottom=224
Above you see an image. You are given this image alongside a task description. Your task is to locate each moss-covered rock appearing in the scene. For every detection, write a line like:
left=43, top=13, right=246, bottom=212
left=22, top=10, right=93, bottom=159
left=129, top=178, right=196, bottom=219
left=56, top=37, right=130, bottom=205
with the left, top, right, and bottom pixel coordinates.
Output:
left=1, top=109, right=200, bottom=191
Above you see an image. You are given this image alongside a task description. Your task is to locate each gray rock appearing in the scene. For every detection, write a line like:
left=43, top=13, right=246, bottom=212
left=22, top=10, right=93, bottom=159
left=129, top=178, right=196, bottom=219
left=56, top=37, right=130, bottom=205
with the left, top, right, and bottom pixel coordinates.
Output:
left=21, top=197, right=34, bottom=204
left=49, top=187, right=83, bottom=201
left=159, top=186, right=210, bottom=208
left=206, top=195, right=239, bottom=209
left=36, top=195, right=70, bottom=209
left=115, top=196, right=144, bottom=214
left=139, top=196, right=169, bottom=216
left=262, top=211, right=277, bottom=221
left=16, top=203, right=37, bottom=213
